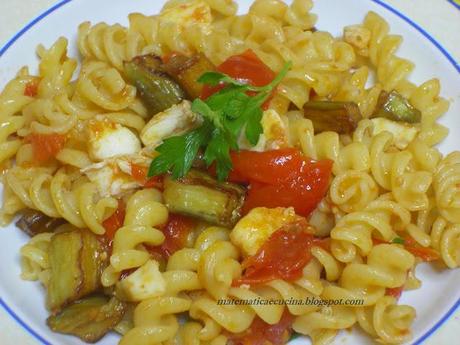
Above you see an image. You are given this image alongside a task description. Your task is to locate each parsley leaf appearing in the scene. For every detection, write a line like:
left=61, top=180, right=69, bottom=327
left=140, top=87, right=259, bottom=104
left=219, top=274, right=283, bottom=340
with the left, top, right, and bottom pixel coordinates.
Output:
left=148, top=60, right=292, bottom=180
left=192, top=98, right=224, bottom=130
left=203, top=128, right=234, bottom=181
left=243, top=92, right=269, bottom=145
left=198, top=61, right=292, bottom=92
left=392, top=237, right=406, bottom=245
left=223, top=92, right=252, bottom=119
left=148, top=122, right=212, bottom=179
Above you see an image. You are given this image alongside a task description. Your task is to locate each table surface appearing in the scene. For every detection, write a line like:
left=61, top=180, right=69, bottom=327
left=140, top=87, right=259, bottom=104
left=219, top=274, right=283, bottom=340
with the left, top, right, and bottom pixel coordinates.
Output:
left=0, top=1, right=459, bottom=344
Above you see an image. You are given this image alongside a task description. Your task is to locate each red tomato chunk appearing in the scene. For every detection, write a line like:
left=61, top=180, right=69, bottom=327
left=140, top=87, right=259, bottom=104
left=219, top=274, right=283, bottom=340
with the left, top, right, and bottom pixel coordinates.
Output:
left=228, top=311, right=294, bottom=345
left=228, top=148, right=333, bottom=217
left=234, top=220, right=329, bottom=286
left=200, top=49, right=276, bottom=109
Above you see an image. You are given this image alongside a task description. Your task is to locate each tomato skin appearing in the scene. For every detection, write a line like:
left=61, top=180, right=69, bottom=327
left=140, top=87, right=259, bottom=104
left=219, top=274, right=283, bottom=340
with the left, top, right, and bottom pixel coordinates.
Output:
left=102, top=200, right=126, bottom=245
left=26, top=133, right=67, bottom=163
left=217, top=49, right=275, bottom=87
left=147, top=214, right=196, bottom=259
left=233, top=220, right=326, bottom=286
left=228, top=149, right=304, bottom=184
left=228, top=149, right=333, bottom=217
left=228, top=310, right=294, bottom=345
left=24, top=78, right=40, bottom=97
left=200, top=49, right=276, bottom=109
left=373, top=236, right=440, bottom=262
left=130, top=163, right=164, bottom=189
left=386, top=286, right=404, bottom=299
left=404, top=246, right=440, bottom=262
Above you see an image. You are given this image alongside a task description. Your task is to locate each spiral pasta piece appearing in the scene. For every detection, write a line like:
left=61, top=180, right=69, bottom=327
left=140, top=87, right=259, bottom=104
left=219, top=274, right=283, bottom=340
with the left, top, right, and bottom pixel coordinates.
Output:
left=20, top=232, right=54, bottom=285
left=170, top=321, right=227, bottom=345
left=120, top=296, right=191, bottom=345
left=356, top=296, right=416, bottom=344
left=322, top=244, right=415, bottom=306
left=292, top=305, right=356, bottom=345
left=330, top=198, right=410, bottom=262
left=75, top=61, right=136, bottom=111
left=370, top=131, right=432, bottom=211
left=198, top=240, right=241, bottom=300
left=419, top=213, right=460, bottom=269
left=0, top=71, right=31, bottom=165
left=332, top=66, right=383, bottom=118
left=163, top=227, right=238, bottom=343
left=3, top=166, right=121, bottom=234
left=353, top=11, right=449, bottom=146
left=208, top=244, right=342, bottom=329
left=1, top=2, right=459, bottom=345
left=190, top=293, right=255, bottom=334
left=434, top=152, right=460, bottom=224
left=20, top=98, right=77, bottom=137
left=36, top=37, right=77, bottom=98
left=78, top=22, right=132, bottom=71
left=329, top=170, right=379, bottom=213
left=102, top=189, right=167, bottom=287
left=0, top=176, right=26, bottom=225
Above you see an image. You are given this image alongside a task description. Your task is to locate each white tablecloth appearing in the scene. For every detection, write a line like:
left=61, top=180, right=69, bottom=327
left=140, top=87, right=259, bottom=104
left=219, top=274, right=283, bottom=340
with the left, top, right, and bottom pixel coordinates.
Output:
left=0, top=0, right=459, bottom=344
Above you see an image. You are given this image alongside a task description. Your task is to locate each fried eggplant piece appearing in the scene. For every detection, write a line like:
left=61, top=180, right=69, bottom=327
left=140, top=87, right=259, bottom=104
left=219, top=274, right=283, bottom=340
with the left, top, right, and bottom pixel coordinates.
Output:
left=162, top=53, right=216, bottom=99
left=47, top=296, right=125, bottom=343
left=124, top=54, right=185, bottom=115
left=303, top=101, right=362, bottom=134
left=46, top=230, right=109, bottom=313
left=163, top=169, right=245, bottom=227
left=15, top=209, right=65, bottom=236
left=373, top=90, right=421, bottom=123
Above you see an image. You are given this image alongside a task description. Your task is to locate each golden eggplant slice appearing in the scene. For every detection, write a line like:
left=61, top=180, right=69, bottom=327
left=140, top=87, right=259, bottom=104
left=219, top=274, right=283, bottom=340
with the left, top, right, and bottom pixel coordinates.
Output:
left=162, top=53, right=216, bottom=99
left=163, top=169, right=245, bottom=227
left=373, top=90, right=421, bottom=123
left=47, top=231, right=82, bottom=312
left=124, top=54, right=185, bottom=115
left=47, top=230, right=109, bottom=313
left=79, top=230, right=109, bottom=297
left=303, top=101, right=362, bottom=134
left=47, top=296, right=125, bottom=343
left=15, top=209, right=65, bottom=236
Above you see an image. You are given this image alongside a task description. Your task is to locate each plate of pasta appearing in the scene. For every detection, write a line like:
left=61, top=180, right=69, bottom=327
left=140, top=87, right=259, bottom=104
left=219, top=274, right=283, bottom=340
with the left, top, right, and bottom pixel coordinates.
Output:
left=0, top=0, right=459, bottom=344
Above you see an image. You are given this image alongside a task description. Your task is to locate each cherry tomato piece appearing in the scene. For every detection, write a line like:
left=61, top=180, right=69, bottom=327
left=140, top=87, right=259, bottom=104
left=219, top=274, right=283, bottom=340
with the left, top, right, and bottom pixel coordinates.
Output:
left=102, top=200, right=126, bottom=245
left=24, top=78, right=40, bottom=97
left=372, top=236, right=440, bottom=262
left=26, top=133, right=67, bottom=163
left=228, top=310, right=294, bottom=345
left=386, top=286, right=404, bottom=299
left=227, top=149, right=333, bottom=217
left=148, top=214, right=196, bottom=259
left=233, top=220, right=325, bottom=286
left=200, top=49, right=276, bottom=109
left=130, top=163, right=164, bottom=189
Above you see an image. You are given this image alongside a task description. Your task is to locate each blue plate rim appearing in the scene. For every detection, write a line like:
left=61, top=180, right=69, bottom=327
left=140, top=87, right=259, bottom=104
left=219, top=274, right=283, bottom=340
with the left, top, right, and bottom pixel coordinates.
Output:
left=447, top=0, right=460, bottom=11
left=0, top=0, right=459, bottom=344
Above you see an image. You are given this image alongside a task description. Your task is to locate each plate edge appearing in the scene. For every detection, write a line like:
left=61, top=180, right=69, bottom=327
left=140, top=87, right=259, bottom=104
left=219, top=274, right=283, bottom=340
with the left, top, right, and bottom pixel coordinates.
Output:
left=0, top=1, right=459, bottom=345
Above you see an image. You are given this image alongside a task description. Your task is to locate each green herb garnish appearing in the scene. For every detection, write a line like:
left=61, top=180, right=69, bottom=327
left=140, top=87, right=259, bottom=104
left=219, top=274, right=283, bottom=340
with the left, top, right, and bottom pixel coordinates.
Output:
left=148, top=61, right=292, bottom=181
left=392, top=237, right=405, bottom=245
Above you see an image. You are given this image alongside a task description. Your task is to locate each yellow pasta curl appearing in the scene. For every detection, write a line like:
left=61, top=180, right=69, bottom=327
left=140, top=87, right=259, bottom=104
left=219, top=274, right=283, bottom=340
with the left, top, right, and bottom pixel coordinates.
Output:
left=434, top=152, right=460, bottom=224
left=323, top=244, right=415, bottom=306
left=102, top=189, right=167, bottom=287
left=356, top=296, right=416, bottom=344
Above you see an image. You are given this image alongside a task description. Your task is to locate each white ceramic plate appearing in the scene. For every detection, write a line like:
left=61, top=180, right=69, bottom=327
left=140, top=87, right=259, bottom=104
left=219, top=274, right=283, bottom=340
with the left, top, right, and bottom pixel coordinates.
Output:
left=0, top=1, right=459, bottom=344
